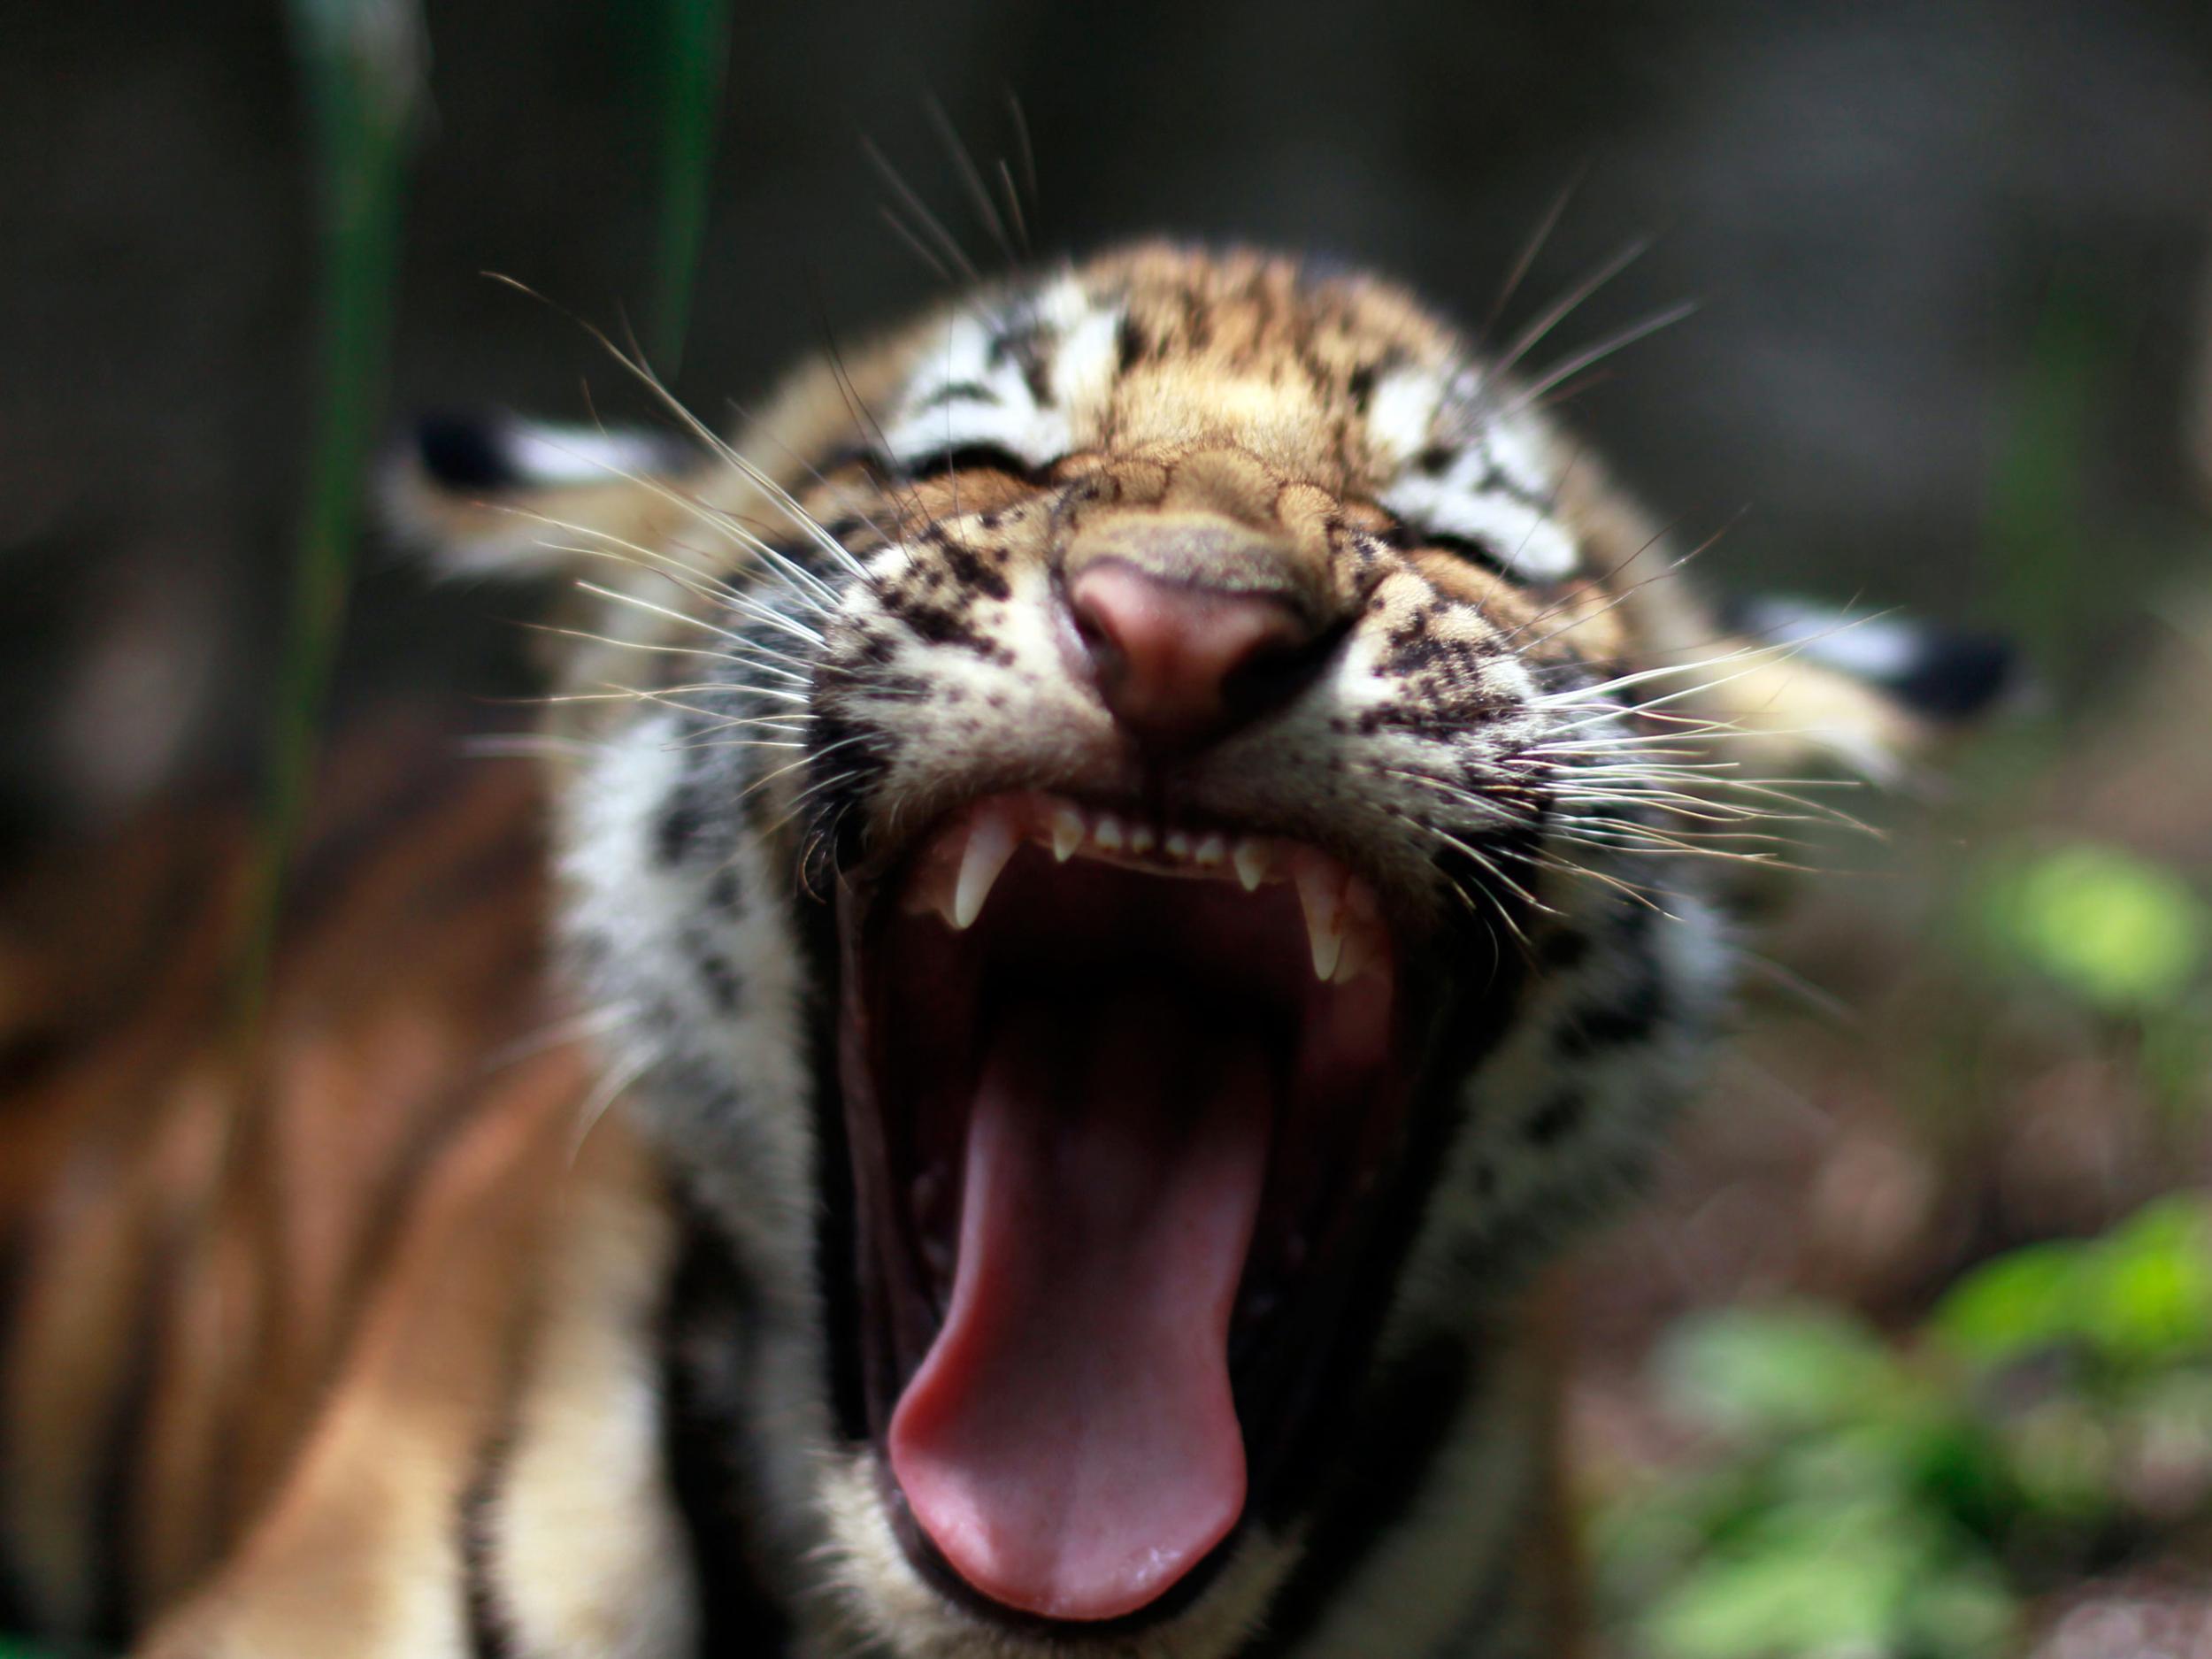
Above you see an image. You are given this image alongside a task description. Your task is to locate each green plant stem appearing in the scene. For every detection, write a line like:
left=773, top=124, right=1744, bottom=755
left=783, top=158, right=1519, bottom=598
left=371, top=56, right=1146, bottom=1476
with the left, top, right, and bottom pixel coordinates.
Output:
left=647, top=0, right=731, bottom=375
left=233, top=0, right=419, bottom=1057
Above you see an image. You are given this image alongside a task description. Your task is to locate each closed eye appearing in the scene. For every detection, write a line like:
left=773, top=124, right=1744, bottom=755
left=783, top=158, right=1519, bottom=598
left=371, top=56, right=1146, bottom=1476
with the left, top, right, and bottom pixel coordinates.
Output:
left=889, top=442, right=1048, bottom=485
left=1411, top=529, right=1515, bottom=580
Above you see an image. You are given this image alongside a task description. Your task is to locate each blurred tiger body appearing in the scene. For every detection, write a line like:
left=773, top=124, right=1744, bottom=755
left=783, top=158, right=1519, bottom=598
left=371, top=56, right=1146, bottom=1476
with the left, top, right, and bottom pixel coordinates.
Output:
left=0, top=246, right=1993, bottom=1658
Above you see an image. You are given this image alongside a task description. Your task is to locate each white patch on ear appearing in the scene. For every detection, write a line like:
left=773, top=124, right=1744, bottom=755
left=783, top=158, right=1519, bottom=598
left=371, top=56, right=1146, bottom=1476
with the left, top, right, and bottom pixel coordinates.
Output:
left=499, top=423, right=687, bottom=487
left=379, top=416, right=690, bottom=580
left=1732, top=597, right=1923, bottom=680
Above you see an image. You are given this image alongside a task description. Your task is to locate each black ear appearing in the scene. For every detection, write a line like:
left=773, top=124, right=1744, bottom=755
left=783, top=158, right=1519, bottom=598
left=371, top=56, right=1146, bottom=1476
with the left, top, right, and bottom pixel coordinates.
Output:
left=1723, top=595, right=2018, bottom=725
left=379, top=411, right=698, bottom=578
left=413, top=411, right=528, bottom=490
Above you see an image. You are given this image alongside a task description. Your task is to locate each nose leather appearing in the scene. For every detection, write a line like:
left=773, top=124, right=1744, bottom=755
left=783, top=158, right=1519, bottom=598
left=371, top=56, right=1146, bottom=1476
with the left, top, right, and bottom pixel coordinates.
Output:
left=1067, top=558, right=1322, bottom=751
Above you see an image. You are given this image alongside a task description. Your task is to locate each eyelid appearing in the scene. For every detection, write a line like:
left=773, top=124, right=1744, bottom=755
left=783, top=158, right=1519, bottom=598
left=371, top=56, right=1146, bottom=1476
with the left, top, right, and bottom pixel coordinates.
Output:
left=1406, top=526, right=1517, bottom=579
left=887, top=442, right=1048, bottom=484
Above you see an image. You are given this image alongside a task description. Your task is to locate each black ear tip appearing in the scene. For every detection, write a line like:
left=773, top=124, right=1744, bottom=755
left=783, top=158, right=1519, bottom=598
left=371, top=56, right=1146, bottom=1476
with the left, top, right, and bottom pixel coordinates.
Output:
left=1893, top=628, right=2016, bottom=720
left=412, top=411, right=515, bottom=490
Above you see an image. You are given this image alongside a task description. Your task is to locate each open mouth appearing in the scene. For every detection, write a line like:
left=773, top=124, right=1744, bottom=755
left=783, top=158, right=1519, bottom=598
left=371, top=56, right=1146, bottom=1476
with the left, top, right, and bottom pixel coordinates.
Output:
left=835, top=792, right=1435, bottom=1628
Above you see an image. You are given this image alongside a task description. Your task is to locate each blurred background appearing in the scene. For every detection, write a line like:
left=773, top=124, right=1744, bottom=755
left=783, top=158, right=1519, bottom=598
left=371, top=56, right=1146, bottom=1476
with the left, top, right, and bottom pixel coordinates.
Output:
left=4, top=0, right=2210, bottom=1653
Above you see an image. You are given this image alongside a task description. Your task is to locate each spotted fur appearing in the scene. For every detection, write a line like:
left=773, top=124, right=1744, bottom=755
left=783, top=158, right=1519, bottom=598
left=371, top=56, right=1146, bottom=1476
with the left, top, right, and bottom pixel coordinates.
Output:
left=0, top=244, right=1995, bottom=1659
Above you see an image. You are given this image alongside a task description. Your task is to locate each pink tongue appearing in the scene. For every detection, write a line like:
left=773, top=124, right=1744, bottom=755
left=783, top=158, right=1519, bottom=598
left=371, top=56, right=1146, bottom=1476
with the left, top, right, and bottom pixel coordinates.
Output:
left=887, top=993, right=1272, bottom=1622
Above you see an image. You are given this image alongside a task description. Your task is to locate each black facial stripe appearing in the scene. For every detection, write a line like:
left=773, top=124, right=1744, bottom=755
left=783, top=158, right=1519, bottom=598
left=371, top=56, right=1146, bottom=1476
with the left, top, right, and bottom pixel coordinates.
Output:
left=910, top=380, right=1002, bottom=414
left=458, top=1437, right=518, bottom=1659
left=707, top=865, right=743, bottom=913
left=657, top=782, right=704, bottom=867
left=658, top=1204, right=796, bottom=1654
left=1524, top=1088, right=1586, bottom=1146
left=1554, top=972, right=1668, bottom=1057
left=686, top=925, right=742, bottom=1012
left=985, top=321, right=1056, bottom=407
left=1466, top=458, right=1550, bottom=513
left=1116, top=311, right=1150, bottom=372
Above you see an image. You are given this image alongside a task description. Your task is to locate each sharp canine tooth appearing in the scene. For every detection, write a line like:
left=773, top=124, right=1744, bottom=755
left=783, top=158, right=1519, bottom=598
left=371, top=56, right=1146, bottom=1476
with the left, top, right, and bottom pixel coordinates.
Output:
left=953, top=809, right=1018, bottom=929
left=1049, top=805, right=1084, bottom=863
left=1294, top=859, right=1346, bottom=981
left=1233, top=839, right=1271, bottom=892
left=1332, top=918, right=1379, bottom=985
left=1094, top=816, right=1125, bottom=851
left=1130, top=823, right=1156, bottom=856
left=1194, top=833, right=1226, bottom=867
left=1165, top=830, right=1193, bottom=860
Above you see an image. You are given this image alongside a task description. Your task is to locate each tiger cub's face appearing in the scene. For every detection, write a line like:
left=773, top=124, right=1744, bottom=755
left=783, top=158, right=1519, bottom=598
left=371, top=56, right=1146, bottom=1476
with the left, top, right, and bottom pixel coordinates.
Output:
left=424, top=244, right=1913, bottom=1657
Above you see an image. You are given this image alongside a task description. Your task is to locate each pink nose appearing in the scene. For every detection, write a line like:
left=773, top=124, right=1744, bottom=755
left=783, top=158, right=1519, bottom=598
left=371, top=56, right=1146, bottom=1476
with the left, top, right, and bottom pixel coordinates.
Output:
left=1067, top=559, right=1324, bottom=751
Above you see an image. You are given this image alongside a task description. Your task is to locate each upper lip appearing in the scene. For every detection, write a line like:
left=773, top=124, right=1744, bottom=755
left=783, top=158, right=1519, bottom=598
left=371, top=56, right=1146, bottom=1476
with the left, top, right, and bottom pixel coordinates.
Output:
left=895, top=790, right=1396, bottom=985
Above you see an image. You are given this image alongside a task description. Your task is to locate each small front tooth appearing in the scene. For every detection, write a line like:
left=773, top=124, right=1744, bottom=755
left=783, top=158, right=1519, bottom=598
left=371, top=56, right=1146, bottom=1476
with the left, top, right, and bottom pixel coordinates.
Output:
left=1294, top=858, right=1346, bottom=981
left=953, top=809, right=1018, bottom=929
left=1193, top=833, right=1226, bottom=868
left=1130, top=823, right=1156, bottom=856
left=1165, top=830, right=1193, bottom=861
left=1094, top=815, right=1125, bottom=852
left=1233, top=839, right=1271, bottom=893
left=1049, top=804, right=1085, bottom=863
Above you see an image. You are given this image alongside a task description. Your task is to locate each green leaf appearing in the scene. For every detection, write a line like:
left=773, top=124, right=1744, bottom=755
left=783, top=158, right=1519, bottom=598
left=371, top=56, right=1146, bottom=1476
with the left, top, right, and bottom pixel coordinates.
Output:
left=1975, top=843, right=2207, bottom=1015
left=1643, top=1507, right=1924, bottom=1658
left=1934, top=1198, right=2212, bottom=1374
left=1660, top=1305, right=1902, bottom=1440
left=1932, top=1240, right=2087, bottom=1367
left=1901, top=1568, right=2018, bottom=1657
left=2078, top=1196, right=2212, bottom=1367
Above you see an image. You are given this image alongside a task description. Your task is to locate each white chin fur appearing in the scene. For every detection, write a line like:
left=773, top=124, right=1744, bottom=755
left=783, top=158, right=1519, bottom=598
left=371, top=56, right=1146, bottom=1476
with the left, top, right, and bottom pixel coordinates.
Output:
left=812, top=1455, right=1294, bottom=1659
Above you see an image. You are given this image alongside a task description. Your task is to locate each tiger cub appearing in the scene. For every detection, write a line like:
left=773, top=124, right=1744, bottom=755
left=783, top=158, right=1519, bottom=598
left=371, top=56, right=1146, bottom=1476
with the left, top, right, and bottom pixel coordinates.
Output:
left=3, top=243, right=2000, bottom=1659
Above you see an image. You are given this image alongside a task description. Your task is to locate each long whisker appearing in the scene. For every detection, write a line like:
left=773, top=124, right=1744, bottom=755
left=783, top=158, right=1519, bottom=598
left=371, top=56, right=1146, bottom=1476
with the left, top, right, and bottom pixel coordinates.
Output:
left=1499, top=299, right=1701, bottom=420
left=1485, top=165, right=1586, bottom=337
left=879, top=203, right=955, bottom=283
left=864, top=138, right=981, bottom=285
left=569, top=1045, right=659, bottom=1164
left=480, top=273, right=875, bottom=588
left=925, top=96, right=1015, bottom=266
left=1489, top=237, right=1649, bottom=383
left=1005, top=90, right=1038, bottom=220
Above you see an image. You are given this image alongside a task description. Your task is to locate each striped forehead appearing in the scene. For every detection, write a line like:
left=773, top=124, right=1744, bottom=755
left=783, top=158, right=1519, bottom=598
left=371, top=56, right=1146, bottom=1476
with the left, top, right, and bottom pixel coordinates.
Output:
left=878, top=267, right=1584, bottom=584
